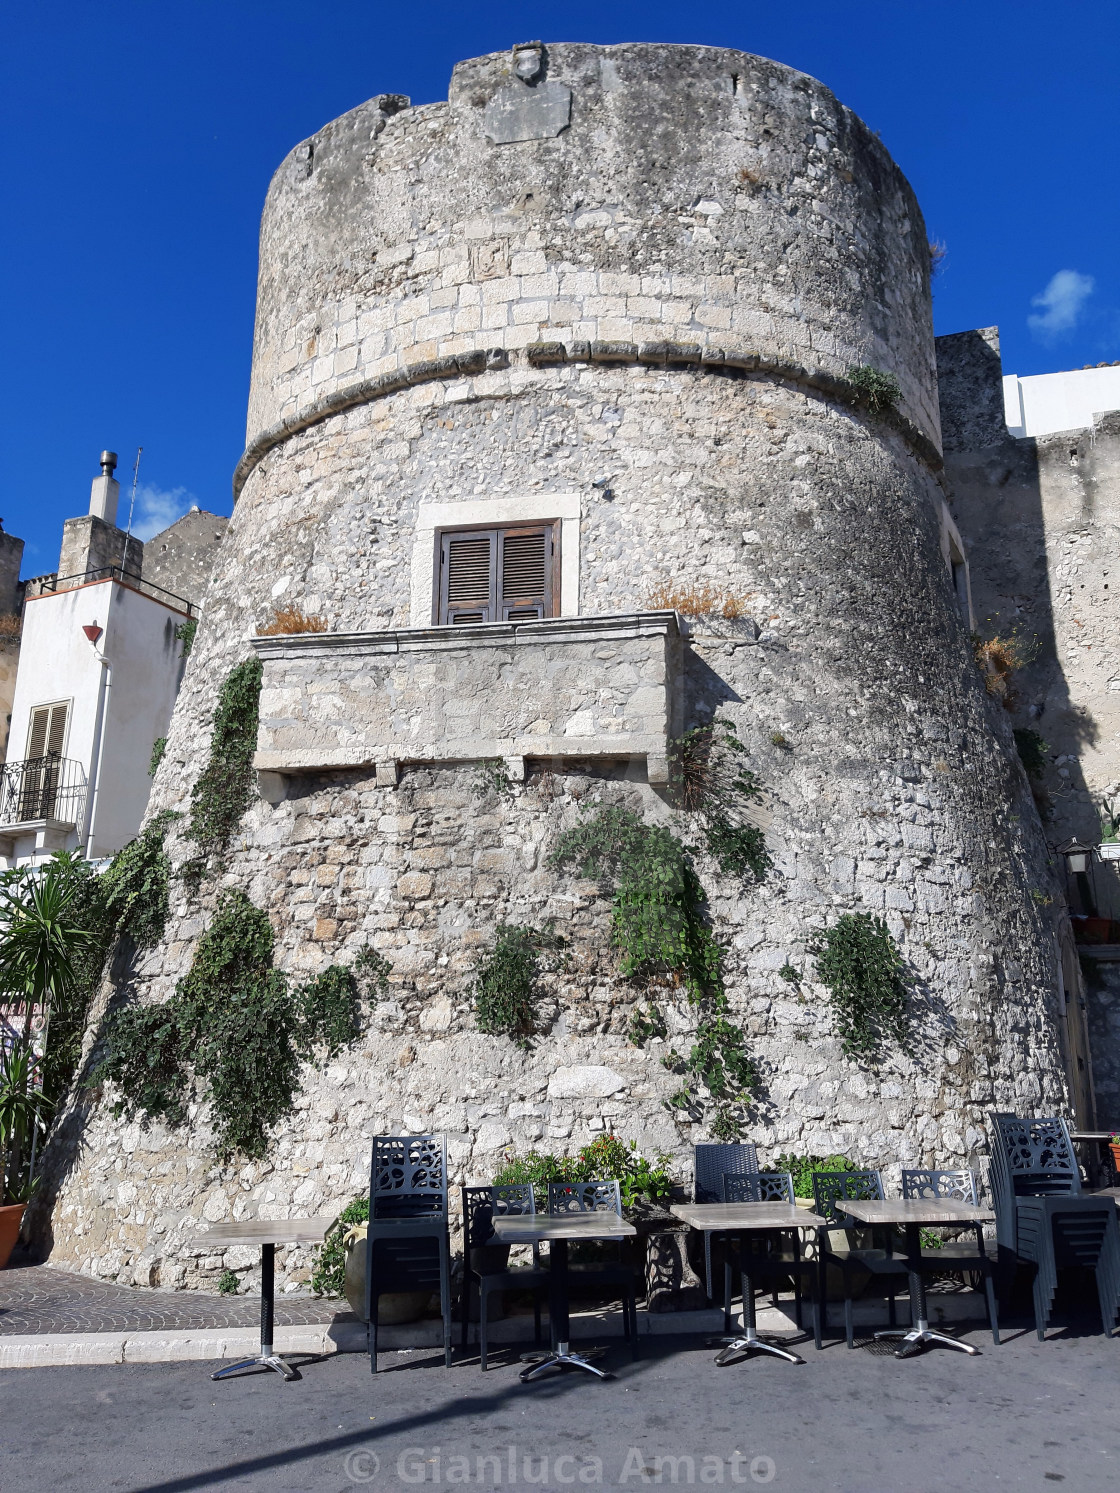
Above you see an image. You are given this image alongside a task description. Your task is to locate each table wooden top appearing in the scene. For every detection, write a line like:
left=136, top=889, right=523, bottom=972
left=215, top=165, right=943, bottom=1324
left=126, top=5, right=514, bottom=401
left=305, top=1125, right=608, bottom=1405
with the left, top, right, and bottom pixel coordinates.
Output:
left=672, top=1202, right=827, bottom=1231
left=836, top=1198, right=994, bottom=1227
left=491, top=1214, right=637, bottom=1244
left=187, top=1217, right=334, bottom=1249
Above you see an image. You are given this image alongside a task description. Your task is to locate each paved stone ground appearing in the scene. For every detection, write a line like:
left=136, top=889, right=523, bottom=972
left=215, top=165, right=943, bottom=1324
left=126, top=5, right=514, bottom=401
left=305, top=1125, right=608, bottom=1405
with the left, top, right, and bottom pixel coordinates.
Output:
left=2, top=1316, right=1117, bottom=1493
left=0, top=1264, right=346, bottom=1335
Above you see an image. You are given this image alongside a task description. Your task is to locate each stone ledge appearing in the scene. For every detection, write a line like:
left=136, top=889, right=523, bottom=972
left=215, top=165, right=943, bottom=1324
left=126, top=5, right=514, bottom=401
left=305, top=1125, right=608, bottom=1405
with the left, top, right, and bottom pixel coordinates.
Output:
left=252, top=610, right=681, bottom=784
left=233, top=344, right=943, bottom=500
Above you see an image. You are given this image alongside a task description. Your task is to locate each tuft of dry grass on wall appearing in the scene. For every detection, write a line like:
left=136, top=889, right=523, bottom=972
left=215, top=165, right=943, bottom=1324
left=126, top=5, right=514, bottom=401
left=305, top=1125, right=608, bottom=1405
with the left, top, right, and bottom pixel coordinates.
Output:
left=928, top=240, right=948, bottom=276
left=258, top=604, right=328, bottom=636
left=0, top=614, right=22, bottom=643
left=973, top=632, right=1036, bottom=709
left=647, top=582, right=753, bottom=622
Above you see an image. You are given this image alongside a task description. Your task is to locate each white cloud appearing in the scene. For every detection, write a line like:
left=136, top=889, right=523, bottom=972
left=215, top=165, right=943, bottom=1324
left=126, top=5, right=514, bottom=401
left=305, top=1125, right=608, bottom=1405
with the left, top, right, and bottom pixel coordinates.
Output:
left=127, top=483, right=197, bottom=541
left=1027, top=269, right=1095, bottom=341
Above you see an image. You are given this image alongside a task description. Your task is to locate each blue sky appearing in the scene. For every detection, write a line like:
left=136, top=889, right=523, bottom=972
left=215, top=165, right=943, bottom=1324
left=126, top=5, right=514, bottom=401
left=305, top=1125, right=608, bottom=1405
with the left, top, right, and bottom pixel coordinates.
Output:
left=4, top=0, right=1118, bottom=574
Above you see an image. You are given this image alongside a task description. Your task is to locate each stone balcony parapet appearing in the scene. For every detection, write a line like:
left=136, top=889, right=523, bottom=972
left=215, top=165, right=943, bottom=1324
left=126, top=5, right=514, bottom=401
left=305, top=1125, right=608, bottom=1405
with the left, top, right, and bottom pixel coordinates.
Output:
left=251, top=610, right=683, bottom=786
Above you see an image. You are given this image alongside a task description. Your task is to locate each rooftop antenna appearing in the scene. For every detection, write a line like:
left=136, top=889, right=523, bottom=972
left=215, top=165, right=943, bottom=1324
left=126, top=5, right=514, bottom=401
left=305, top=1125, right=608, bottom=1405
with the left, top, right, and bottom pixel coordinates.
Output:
left=124, top=446, right=143, bottom=539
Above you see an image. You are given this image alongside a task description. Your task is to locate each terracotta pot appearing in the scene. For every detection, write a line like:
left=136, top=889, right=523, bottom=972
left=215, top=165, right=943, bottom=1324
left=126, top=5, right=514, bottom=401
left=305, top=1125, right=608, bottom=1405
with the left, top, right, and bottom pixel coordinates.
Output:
left=342, top=1223, right=430, bottom=1324
left=1109, top=1143, right=1120, bottom=1177
left=0, top=1203, right=25, bottom=1270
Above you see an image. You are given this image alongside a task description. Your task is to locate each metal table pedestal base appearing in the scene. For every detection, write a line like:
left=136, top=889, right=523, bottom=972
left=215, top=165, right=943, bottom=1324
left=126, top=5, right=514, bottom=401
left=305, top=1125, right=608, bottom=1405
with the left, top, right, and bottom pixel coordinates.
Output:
left=519, top=1341, right=609, bottom=1381
left=212, top=1353, right=303, bottom=1382
left=875, top=1317, right=981, bottom=1359
left=708, top=1329, right=804, bottom=1367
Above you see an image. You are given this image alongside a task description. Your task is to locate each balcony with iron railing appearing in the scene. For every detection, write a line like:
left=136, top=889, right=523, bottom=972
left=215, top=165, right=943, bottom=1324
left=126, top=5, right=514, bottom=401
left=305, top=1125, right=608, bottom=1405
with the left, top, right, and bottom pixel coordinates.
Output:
left=0, top=754, right=87, bottom=835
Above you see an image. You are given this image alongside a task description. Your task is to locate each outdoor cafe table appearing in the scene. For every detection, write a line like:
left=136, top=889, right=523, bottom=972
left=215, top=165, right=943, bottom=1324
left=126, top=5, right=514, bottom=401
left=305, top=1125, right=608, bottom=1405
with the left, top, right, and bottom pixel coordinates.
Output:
left=836, top=1197, right=994, bottom=1358
left=188, top=1217, right=333, bottom=1382
left=490, top=1212, right=637, bottom=1381
left=671, top=1202, right=827, bottom=1366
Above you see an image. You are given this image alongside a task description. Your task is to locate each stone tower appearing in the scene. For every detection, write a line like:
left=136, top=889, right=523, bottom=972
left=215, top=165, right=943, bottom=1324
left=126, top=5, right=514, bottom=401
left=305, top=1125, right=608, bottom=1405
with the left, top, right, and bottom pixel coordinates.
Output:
left=48, top=44, right=1075, bottom=1287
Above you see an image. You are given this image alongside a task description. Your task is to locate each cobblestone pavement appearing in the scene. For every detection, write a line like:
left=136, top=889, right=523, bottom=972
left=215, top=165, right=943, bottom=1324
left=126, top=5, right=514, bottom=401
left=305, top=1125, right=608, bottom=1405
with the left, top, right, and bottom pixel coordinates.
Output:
left=0, top=1264, right=348, bottom=1335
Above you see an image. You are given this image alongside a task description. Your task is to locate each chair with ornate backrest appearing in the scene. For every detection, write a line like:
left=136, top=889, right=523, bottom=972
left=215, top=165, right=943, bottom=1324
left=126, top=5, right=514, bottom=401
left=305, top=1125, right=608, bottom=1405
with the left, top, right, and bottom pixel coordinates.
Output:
left=366, top=1135, right=451, bottom=1372
left=722, top=1171, right=821, bottom=1349
left=694, top=1143, right=759, bottom=1302
left=988, top=1114, right=1120, bottom=1340
left=901, top=1168, right=999, bottom=1345
left=460, top=1184, right=548, bottom=1370
left=546, top=1181, right=637, bottom=1350
left=812, top=1169, right=908, bottom=1348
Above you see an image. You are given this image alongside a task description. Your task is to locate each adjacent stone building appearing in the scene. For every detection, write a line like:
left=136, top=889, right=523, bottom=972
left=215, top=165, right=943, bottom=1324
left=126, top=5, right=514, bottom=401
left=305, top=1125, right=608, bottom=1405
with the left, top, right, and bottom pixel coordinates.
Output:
left=40, top=43, right=1111, bottom=1290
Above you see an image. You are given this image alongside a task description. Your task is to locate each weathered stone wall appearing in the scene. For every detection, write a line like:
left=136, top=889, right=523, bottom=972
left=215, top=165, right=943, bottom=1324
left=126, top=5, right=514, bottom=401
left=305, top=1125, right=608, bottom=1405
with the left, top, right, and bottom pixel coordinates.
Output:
left=1080, top=956, right=1120, bottom=1129
left=939, top=331, right=1120, bottom=870
left=142, top=510, right=229, bottom=609
left=40, top=45, right=1073, bottom=1293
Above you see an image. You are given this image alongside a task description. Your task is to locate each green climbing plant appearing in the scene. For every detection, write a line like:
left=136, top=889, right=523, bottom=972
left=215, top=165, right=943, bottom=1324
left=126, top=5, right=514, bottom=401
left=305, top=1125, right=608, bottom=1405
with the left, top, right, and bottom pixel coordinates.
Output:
left=472, top=923, right=565, bottom=1048
left=808, top=912, right=910, bottom=1062
left=847, top=365, right=902, bottom=414
left=550, top=805, right=758, bottom=1137
left=185, top=657, right=263, bottom=884
left=175, top=618, right=197, bottom=658
left=93, top=890, right=377, bottom=1160
left=148, top=736, right=167, bottom=776
left=671, top=718, right=771, bottom=881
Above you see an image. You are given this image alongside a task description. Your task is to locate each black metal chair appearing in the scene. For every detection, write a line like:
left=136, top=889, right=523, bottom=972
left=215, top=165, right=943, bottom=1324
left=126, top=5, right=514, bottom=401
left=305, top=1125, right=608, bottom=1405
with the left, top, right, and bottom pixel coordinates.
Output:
left=694, top=1142, right=759, bottom=1301
left=989, top=1113, right=1120, bottom=1340
left=460, top=1184, right=549, bottom=1370
left=722, top=1171, right=822, bottom=1349
left=812, top=1169, right=908, bottom=1348
left=547, top=1180, right=638, bottom=1352
left=901, top=1168, right=999, bottom=1345
left=365, top=1135, right=452, bottom=1372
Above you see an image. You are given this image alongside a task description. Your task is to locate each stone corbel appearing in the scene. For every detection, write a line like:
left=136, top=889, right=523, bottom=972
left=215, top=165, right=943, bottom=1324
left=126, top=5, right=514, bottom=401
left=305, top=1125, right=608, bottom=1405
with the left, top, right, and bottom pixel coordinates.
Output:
left=375, top=760, right=400, bottom=788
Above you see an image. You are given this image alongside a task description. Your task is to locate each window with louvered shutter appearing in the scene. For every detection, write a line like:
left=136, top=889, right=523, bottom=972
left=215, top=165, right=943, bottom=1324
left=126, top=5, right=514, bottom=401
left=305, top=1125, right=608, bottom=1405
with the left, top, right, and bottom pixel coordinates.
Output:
left=26, top=702, right=68, bottom=760
left=437, top=523, right=556, bottom=624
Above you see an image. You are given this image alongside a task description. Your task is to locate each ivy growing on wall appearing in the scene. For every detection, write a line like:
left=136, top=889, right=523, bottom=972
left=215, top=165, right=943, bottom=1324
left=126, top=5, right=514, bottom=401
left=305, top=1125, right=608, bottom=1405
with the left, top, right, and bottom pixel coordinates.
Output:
left=672, top=718, right=771, bottom=881
left=550, top=805, right=758, bottom=1137
left=93, top=890, right=377, bottom=1160
left=472, top=923, right=566, bottom=1047
left=808, top=912, right=910, bottom=1062
left=184, top=657, right=263, bottom=887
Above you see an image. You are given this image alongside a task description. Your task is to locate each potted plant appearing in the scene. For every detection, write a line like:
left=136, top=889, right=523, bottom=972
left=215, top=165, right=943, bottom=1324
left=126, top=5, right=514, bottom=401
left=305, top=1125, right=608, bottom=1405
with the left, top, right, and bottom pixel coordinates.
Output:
left=1099, top=801, right=1120, bottom=862
left=1109, top=1134, right=1120, bottom=1178
left=0, top=1035, right=51, bottom=1268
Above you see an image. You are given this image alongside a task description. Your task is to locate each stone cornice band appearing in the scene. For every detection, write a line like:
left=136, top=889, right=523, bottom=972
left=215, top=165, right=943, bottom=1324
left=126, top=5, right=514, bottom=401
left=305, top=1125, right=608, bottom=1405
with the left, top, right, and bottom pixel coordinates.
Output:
left=232, top=341, right=944, bottom=501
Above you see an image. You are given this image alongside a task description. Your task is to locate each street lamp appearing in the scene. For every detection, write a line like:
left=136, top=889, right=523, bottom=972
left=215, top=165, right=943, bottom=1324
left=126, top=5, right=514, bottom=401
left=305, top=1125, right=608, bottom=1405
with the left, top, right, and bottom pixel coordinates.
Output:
left=1057, top=837, right=1097, bottom=917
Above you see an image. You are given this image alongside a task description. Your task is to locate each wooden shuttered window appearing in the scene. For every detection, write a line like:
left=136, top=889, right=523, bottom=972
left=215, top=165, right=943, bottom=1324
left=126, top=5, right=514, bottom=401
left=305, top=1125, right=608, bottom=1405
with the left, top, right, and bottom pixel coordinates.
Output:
left=437, top=524, right=556, bottom=625
left=26, top=701, right=68, bottom=760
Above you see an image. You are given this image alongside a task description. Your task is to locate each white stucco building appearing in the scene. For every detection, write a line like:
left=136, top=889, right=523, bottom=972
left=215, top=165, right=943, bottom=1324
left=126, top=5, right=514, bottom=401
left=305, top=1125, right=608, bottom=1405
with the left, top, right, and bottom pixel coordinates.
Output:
left=1003, top=362, right=1120, bottom=439
left=0, top=453, right=226, bottom=867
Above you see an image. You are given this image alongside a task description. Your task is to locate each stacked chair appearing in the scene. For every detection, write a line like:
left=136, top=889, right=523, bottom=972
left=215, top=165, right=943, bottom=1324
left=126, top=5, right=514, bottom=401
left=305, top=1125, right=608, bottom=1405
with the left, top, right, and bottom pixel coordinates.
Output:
left=723, top=1170, right=822, bottom=1348
left=901, top=1168, right=999, bottom=1345
left=988, top=1113, right=1120, bottom=1340
left=812, top=1169, right=908, bottom=1348
left=460, top=1184, right=548, bottom=1370
left=693, top=1142, right=759, bottom=1301
left=548, top=1180, right=639, bottom=1353
left=365, top=1135, right=452, bottom=1372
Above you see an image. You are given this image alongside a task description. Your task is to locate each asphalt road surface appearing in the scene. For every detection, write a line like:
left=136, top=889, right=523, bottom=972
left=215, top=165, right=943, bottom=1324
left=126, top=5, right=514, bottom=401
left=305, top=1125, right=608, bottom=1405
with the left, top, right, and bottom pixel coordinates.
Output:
left=3, top=1326, right=1117, bottom=1492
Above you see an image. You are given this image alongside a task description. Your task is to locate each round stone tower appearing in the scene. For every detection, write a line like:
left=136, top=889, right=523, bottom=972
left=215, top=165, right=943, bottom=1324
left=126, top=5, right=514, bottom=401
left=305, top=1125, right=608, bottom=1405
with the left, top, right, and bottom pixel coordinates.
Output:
left=47, top=44, right=1073, bottom=1288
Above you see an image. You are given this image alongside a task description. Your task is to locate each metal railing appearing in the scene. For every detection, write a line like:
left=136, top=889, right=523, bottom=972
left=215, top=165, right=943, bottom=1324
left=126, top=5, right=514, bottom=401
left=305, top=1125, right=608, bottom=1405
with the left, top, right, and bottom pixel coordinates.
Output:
left=30, top=565, right=195, bottom=615
left=0, top=754, right=87, bottom=829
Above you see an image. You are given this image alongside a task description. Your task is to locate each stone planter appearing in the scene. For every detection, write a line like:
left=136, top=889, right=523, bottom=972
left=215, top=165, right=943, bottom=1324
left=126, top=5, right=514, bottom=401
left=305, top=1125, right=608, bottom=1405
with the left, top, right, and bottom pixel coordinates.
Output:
left=0, top=1203, right=25, bottom=1270
left=342, top=1223, right=430, bottom=1324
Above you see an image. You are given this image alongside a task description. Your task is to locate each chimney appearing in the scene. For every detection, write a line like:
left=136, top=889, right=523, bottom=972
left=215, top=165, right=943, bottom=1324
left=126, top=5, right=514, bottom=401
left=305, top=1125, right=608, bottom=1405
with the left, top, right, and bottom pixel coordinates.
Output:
left=89, top=450, right=120, bottom=526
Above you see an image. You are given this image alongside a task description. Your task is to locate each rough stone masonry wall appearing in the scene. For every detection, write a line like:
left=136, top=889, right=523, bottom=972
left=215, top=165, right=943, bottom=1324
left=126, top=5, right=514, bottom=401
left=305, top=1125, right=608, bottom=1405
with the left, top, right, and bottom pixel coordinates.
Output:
left=40, top=45, right=1072, bottom=1292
